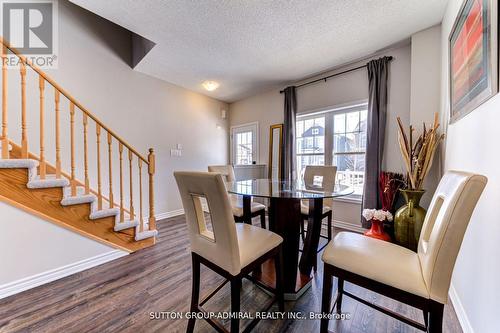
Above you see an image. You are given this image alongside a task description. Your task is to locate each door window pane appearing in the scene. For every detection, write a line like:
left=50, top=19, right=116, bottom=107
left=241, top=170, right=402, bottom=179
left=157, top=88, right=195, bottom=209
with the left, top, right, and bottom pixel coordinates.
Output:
left=236, top=131, right=253, bottom=165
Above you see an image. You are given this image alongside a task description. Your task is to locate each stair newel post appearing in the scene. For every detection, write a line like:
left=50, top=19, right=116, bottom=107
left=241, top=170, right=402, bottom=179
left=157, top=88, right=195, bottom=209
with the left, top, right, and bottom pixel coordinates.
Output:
left=20, top=60, right=28, bottom=158
left=39, top=76, right=46, bottom=179
left=148, top=148, right=156, bottom=231
left=128, top=150, right=135, bottom=220
left=107, top=133, right=114, bottom=208
left=119, top=143, right=124, bottom=222
left=70, top=102, right=76, bottom=196
left=83, top=114, right=90, bottom=194
left=96, top=124, right=102, bottom=210
left=55, top=90, right=61, bottom=178
left=138, top=159, right=144, bottom=232
left=1, top=44, right=9, bottom=159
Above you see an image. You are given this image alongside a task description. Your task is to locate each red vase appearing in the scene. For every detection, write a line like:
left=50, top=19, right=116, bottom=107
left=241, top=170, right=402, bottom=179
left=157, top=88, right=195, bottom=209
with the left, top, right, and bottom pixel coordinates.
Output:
left=364, top=219, right=391, bottom=241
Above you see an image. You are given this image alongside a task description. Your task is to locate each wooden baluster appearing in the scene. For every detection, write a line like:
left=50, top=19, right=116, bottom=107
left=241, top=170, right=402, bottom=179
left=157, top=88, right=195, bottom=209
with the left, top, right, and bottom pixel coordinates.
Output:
left=96, top=124, right=102, bottom=210
left=70, top=102, right=76, bottom=196
left=148, top=148, right=156, bottom=231
left=1, top=44, right=8, bottom=159
left=83, top=114, right=90, bottom=194
left=55, top=90, right=61, bottom=178
left=20, top=61, right=28, bottom=158
left=129, top=150, right=135, bottom=220
left=119, top=143, right=124, bottom=222
left=138, top=159, right=143, bottom=232
left=39, top=76, right=46, bottom=178
left=107, top=133, right=114, bottom=208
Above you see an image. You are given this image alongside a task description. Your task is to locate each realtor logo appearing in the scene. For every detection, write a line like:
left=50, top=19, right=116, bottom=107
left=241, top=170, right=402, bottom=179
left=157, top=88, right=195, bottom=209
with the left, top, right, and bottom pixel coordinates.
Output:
left=1, top=0, right=58, bottom=67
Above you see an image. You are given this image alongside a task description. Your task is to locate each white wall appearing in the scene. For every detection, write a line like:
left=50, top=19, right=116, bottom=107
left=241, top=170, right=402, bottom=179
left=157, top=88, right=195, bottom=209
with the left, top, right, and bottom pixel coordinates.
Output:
left=0, top=1, right=228, bottom=295
left=0, top=201, right=125, bottom=298
left=440, top=1, right=500, bottom=332
left=229, top=43, right=412, bottom=228
left=410, top=25, right=442, bottom=207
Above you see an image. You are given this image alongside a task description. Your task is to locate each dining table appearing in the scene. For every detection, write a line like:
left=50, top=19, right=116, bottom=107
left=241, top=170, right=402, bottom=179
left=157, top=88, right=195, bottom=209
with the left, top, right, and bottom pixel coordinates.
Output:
left=227, top=178, right=353, bottom=299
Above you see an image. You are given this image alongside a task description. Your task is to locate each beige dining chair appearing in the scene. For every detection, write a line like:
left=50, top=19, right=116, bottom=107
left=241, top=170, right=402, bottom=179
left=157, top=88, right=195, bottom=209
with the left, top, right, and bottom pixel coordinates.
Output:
left=300, top=166, right=337, bottom=267
left=320, top=171, right=487, bottom=333
left=208, top=165, right=266, bottom=228
left=174, top=171, right=284, bottom=333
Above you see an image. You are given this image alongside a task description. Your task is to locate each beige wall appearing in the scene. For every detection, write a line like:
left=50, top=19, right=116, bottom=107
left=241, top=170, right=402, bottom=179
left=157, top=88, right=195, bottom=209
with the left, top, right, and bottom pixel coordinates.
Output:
left=230, top=44, right=412, bottom=172
left=1, top=0, right=228, bottom=294
left=5, top=1, right=229, bottom=215
left=410, top=25, right=442, bottom=207
left=229, top=43, right=412, bottom=228
left=440, top=1, right=500, bottom=332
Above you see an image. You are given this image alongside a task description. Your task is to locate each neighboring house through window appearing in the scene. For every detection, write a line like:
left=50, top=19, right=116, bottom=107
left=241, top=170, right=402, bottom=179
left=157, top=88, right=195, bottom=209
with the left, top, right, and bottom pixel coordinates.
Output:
left=296, top=102, right=367, bottom=197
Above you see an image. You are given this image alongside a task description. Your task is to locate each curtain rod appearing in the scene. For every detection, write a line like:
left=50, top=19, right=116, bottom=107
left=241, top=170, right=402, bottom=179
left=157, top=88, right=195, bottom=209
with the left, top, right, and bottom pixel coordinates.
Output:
left=279, top=56, right=393, bottom=94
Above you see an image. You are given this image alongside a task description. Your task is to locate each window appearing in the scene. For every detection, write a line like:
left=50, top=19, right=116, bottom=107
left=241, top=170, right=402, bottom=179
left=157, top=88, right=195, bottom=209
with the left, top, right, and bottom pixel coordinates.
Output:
left=231, top=123, right=258, bottom=165
left=296, top=102, right=368, bottom=197
left=296, top=116, right=325, bottom=180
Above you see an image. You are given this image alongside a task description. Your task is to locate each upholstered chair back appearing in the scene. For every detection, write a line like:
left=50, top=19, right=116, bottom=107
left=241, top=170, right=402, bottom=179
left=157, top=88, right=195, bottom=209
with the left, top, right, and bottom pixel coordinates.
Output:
left=174, top=171, right=241, bottom=275
left=417, top=171, right=487, bottom=303
left=208, top=165, right=236, bottom=183
left=304, top=166, right=337, bottom=206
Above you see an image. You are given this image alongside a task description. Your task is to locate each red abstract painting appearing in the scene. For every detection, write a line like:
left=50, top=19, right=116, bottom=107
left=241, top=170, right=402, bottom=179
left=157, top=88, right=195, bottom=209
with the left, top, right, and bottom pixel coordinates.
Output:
left=450, top=0, right=497, bottom=122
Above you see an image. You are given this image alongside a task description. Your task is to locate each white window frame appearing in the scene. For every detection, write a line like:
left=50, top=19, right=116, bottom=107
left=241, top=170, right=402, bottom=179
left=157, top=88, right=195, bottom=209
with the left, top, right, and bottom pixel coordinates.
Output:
left=297, top=100, right=368, bottom=201
left=230, top=122, right=259, bottom=166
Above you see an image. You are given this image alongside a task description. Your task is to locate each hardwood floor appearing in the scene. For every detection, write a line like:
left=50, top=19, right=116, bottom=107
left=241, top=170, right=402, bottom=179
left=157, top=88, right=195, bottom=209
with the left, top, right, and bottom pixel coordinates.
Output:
left=0, top=215, right=463, bottom=333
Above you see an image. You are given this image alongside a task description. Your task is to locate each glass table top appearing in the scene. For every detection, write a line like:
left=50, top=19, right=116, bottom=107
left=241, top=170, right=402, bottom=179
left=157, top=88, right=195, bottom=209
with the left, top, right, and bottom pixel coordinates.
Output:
left=227, top=178, right=354, bottom=199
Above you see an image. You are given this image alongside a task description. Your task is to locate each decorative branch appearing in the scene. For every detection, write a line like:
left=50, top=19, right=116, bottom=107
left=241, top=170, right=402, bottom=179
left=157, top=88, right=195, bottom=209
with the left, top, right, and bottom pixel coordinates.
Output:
left=396, top=113, right=444, bottom=190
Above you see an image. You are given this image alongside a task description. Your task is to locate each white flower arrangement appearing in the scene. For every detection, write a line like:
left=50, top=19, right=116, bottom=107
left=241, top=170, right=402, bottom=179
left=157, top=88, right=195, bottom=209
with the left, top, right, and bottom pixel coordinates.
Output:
left=362, top=209, right=393, bottom=222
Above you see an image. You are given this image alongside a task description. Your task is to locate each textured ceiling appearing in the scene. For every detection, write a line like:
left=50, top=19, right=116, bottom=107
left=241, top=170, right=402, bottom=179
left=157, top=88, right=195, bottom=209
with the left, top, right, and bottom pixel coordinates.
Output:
left=69, top=0, right=448, bottom=102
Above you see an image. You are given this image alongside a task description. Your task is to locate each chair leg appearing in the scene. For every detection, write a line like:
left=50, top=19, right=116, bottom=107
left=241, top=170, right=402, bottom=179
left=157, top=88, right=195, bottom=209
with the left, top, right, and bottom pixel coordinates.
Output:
left=427, top=301, right=444, bottom=333
left=327, top=211, right=333, bottom=242
left=300, top=217, right=305, bottom=242
left=320, top=266, right=333, bottom=333
left=230, top=279, right=242, bottom=333
left=336, top=278, right=344, bottom=314
left=260, top=210, right=266, bottom=229
left=187, top=254, right=200, bottom=333
left=274, top=246, right=285, bottom=311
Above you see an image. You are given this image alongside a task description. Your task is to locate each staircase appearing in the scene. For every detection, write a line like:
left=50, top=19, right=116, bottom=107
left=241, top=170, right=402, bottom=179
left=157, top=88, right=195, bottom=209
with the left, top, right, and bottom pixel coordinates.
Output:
left=0, top=37, right=158, bottom=252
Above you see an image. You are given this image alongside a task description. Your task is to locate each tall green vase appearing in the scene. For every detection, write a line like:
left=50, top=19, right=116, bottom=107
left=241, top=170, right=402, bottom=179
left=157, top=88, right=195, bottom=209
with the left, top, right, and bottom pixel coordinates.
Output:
left=394, top=190, right=426, bottom=251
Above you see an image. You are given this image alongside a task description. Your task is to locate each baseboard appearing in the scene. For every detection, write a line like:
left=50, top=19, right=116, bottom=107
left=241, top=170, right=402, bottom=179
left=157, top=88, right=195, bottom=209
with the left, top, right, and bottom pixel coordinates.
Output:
left=155, top=209, right=184, bottom=221
left=449, top=283, right=474, bottom=333
left=333, top=219, right=367, bottom=233
left=0, top=250, right=128, bottom=300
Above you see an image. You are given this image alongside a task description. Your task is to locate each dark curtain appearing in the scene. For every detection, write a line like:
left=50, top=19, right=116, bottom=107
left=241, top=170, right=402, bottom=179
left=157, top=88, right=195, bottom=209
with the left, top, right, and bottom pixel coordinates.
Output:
left=282, top=86, right=297, bottom=182
left=362, top=57, right=391, bottom=227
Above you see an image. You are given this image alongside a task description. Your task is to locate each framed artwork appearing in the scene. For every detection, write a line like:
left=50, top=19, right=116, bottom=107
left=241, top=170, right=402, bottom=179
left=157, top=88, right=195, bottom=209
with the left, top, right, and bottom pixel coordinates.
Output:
left=449, top=0, right=498, bottom=123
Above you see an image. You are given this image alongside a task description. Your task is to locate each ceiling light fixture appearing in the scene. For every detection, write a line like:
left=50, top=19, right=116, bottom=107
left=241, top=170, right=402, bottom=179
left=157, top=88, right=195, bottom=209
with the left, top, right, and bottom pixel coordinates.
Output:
left=202, top=80, right=220, bottom=91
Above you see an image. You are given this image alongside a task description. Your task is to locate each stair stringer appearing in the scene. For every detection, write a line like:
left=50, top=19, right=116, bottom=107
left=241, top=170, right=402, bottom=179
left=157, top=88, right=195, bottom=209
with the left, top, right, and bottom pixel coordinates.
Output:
left=0, top=163, right=155, bottom=253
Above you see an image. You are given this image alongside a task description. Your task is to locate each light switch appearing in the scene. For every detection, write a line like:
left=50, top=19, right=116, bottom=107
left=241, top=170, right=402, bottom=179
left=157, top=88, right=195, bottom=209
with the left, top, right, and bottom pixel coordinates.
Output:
left=170, top=149, right=182, bottom=157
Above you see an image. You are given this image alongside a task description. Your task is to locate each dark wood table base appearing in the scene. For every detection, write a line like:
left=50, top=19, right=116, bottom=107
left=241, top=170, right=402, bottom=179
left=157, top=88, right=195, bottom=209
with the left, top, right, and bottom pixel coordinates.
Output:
left=252, top=259, right=314, bottom=300
left=242, top=195, right=324, bottom=298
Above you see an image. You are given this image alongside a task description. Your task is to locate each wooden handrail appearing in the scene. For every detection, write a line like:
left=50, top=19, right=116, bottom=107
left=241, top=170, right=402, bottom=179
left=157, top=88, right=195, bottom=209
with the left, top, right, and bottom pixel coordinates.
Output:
left=0, top=36, right=148, bottom=163
left=1, top=36, right=158, bottom=234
